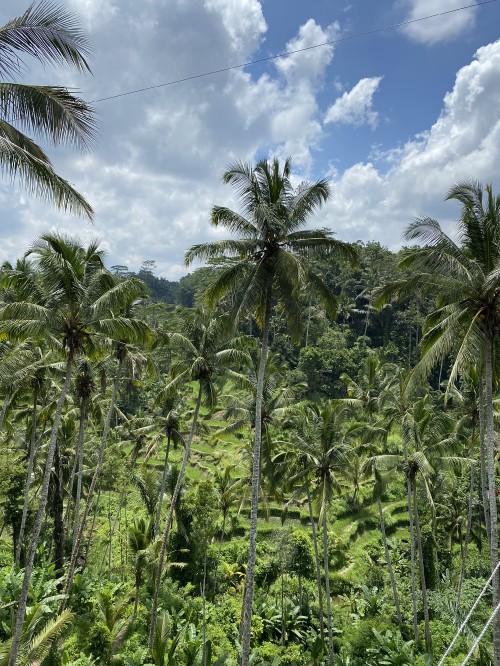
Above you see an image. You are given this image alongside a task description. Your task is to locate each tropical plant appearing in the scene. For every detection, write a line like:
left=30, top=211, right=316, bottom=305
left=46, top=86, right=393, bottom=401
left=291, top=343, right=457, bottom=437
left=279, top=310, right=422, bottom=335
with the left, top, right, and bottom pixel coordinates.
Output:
left=148, top=308, right=247, bottom=649
left=186, top=156, right=357, bottom=666
left=0, top=602, right=72, bottom=666
left=0, top=1, right=96, bottom=216
left=288, top=400, right=355, bottom=665
left=0, top=233, right=148, bottom=666
left=380, top=180, right=500, bottom=664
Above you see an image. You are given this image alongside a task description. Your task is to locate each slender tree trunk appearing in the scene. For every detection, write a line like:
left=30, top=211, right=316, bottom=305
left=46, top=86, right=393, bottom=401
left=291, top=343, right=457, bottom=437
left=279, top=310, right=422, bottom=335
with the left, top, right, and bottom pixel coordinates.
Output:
left=52, top=439, right=64, bottom=573
left=240, top=283, right=273, bottom=666
left=322, top=509, right=334, bottom=666
left=213, top=511, right=227, bottom=596
left=61, top=358, right=123, bottom=609
left=307, top=488, right=325, bottom=642
left=479, top=380, right=491, bottom=548
left=72, top=396, right=87, bottom=546
left=154, top=433, right=172, bottom=536
left=363, top=302, right=370, bottom=337
left=281, top=568, right=285, bottom=646
left=8, top=352, right=74, bottom=666
left=99, top=445, right=142, bottom=572
left=406, top=477, right=419, bottom=643
left=202, top=555, right=208, bottom=666
left=457, top=420, right=476, bottom=611
left=64, top=447, right=77, bottom=532
left=305, top=294, right=312, bottom=347
left=413, top=481, right=431, bottom=655
left=15, top=389, right=38, bottom=566
left=83, top=487, right=101, bottom=570
left=132, top=565, right=142, bottom=623
left=484, top=340, right=500, bottom=666
left=377, top=496, right=402, bottom=623
left=149, top=385, right=203, bottom=650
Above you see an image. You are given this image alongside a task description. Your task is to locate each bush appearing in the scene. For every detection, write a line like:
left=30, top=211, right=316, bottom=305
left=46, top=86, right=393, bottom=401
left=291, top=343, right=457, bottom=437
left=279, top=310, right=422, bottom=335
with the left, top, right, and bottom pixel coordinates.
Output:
left=343, top=617, right=394, bottom=666
left=87, top=622, right=111, bottom=662
left=329, top=573, right=352, bottom=596
left=254, top=641, right=305, bottom=665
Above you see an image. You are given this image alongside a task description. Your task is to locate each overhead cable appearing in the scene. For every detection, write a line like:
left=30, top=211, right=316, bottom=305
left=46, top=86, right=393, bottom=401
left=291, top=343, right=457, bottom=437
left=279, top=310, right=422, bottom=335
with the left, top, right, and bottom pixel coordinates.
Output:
left=90, top=0, right=499, bottom=104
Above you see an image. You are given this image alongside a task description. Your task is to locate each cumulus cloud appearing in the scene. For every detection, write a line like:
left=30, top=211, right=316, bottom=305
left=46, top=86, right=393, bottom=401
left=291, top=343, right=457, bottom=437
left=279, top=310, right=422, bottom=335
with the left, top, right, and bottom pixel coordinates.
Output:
left=400, top=0, right=477, bottom=45
left=204, top=0, right=267, bottom=55
left=318, top=39, right=500, bottom=247
left=0, top=1, right=337, bottom=275
left=324, top=77, right=383, bottom=129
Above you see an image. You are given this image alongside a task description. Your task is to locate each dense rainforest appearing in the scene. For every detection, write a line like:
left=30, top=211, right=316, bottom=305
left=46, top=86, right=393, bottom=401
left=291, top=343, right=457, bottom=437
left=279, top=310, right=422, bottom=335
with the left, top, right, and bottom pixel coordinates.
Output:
left=1, top=170, right=500, bottom=666
left=1, top=4, right=500, bottom=666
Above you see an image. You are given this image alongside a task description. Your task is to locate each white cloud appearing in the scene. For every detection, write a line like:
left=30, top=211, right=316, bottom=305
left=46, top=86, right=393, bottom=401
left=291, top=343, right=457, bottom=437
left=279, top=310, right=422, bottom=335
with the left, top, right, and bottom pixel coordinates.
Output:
left=203, top=0, right=267, bottom=56
left=318, top=40, right=500, bottom=247
left=0, top=1, right=338, bottom=274
left=401, top=0, right=477, bottom=45
left=324, top=77, right=383, bottom=129
left=275, top=19, right=339, bottom=88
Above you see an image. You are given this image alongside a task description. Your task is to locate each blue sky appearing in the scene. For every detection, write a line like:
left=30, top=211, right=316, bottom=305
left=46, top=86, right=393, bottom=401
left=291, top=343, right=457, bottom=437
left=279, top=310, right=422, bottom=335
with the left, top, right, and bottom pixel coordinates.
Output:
left=1, top=0, right=500, bottom=278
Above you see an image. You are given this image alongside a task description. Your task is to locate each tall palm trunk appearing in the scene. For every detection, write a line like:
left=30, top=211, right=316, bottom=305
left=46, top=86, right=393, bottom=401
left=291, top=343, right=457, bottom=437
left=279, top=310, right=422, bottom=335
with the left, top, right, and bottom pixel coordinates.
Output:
left=154, top=432, right=172, bottom=536
left=322, top=509, right=334, bottom=666
left=15, top=388, right=38, bottom=566
left=52, top=438, right=64, bottom=573
left=377, top=495, right=402, bottom=623
left=484, top=340, right=500, bottom=666
left=213, top=510, right=227, bottom=596
left=479, top=381, right=491, bottom=546
left=61, top=358, right=123, bottom=608
left=413, top=481, right=431, bottom=655
left=457, top=420, right=476, bottom=611
left=149, top=385, right=203, bottom=650
left=8, top=351, right=74, bottom=666
left=406, top=477, right=419, bottom=643
left=72, top=395, right=87, bottom=546
left=307, top=487, right=325, bottom=641
left=240, top=283, right=272, bottom=666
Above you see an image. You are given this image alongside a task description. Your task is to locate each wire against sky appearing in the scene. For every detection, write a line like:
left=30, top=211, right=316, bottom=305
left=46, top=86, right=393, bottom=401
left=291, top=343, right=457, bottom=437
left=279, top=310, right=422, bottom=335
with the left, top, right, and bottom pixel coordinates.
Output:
left=90, top=0, right=498, bottom=105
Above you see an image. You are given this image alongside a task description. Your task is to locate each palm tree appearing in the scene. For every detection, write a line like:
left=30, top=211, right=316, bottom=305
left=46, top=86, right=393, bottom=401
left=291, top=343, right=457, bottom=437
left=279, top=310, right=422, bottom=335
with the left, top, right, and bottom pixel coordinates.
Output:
left=289, top=400, right=354, bottom=666
left=0, top=1, right=95, bottom=217
left=383, top=180, right=500, bottom=664
left=71, top=359, right=95, bottom=548
left=128, top=516, right=154, bottom=622
left=0, top=604, right=73, bottom=666
left=149, top=386, right=185, bottom=536
left=148, top=308, right=247, bottom=649
left=0, top=233, right=148, bottom=666
left=212, top=464, right=245, bottom=596
left=186, top=157, right=357, bottom=666
left=216, top=348, right=305, bottom=482
left=62, top=337, right=152, bottom=606
left=377, top=392, right=461, bottom=656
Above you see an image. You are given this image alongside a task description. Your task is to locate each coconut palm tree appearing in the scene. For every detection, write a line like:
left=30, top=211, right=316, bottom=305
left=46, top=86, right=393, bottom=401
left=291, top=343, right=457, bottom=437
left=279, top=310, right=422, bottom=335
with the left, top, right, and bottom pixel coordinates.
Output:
left=62, top=338, right=152, bottom=606
left=148, top=308, right=248, bottom=649
left=0, top=233, right=148, bottom=666
left=381, top=180, right=500, bottom=664
left=148, top=386, right=185, bottom=537
left=212, top=464, right=245, bottom=596
left=287, top=400, right=355, bottom=665
left=128, top=516, right=154, bottom=622
left=216, top=348, right=305, bottom=482
left=186, top=157, right=357, bottom=666
left=0, top=1, right=95, bottom=217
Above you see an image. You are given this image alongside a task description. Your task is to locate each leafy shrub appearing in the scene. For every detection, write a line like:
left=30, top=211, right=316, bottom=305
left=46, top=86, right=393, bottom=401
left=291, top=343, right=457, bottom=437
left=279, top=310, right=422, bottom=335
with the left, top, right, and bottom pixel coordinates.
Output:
left=87, top=621, right=112, bottom=662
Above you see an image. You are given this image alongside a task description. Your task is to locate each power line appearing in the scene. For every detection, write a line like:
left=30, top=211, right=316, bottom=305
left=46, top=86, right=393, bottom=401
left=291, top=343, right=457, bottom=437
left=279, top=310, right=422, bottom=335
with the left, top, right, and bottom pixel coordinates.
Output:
left=90, top=0, right=498, bottom=104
